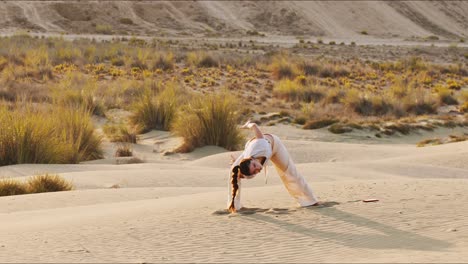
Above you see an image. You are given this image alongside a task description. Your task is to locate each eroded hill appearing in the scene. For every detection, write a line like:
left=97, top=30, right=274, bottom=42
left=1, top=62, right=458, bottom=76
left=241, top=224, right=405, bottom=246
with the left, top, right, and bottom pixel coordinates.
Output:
left=0, top=1, right=466, bottom=40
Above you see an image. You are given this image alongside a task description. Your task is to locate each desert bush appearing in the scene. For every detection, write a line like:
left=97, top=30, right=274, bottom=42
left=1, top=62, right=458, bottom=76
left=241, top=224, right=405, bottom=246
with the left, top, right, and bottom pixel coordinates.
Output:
left=417, top=138, right=442, bottom=147
left=435, top=85, right=458, bottom=105
left=299, top=61, right=349, bottom=78
left=130, top=82, right=186, bottom=132
left=27, top=174, right=74, bottom=193
left=0, top=104, right=68, bottom=165
left=152, top=52, right=175, bottom=71
left=172, top=92, right=243, bottom=152
left=269, top=57, right=300, bottom=80
left=446, top=79, right=462, bottom=90
left=401, top=57, right=427, bottom=72
left=341, top=89, right=394, bottom=116
left=115, top=143, right=133, bottom=157
left=119, top=18, right=134, bottom=25
left=293, top=116, right=307, bottom=125
left=319, top=64, right=349, bottom=78
left=0, top=103, right=103, bottom=166
left=323, top=88, right=345, bottom=104
left=460, top=102, right=468, bottom=113
left=111, top=57, right=125, bottom=66
left=384, top=123, right=411, bottom=135
left=103, top=123, right=138, bottom=143
left=328, top=123, right=353, bottom=134
left=303, top=118, right=338, bottom=129
left=402, top=88, right=438, bottom=115
left=273, top=79, right=324, bottom=102
left=388, top=76, right=411, bottom=99
left=52, top=46, right=83, bottom=65
left=54, top=105, right=104, bottom=162
left=0, top=178, right=28, bottom=196
left=300, top=62, right=320, bottom=76
left=186, top=52, right=219, bottom=68
left=96, top=24, right=113, bottom=34
left=51, top=72, right=105, bottom=116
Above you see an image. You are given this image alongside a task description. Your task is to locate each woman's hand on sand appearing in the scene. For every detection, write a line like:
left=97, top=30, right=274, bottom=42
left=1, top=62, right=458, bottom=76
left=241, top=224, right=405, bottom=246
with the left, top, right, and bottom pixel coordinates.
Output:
left=240, top=120, right=255, bottom=129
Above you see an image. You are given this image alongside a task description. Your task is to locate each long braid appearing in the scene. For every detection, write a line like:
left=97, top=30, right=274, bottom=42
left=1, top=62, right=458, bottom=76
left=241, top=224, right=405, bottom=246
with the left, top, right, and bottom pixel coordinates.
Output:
left=228, top=166, right=240, bottom=213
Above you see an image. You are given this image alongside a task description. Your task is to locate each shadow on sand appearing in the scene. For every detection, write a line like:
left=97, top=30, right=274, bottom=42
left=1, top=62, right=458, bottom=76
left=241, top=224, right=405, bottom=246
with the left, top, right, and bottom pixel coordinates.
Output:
left=212, top=201, right=340, bottom=216
left=213, top=201, right=451, bottom=251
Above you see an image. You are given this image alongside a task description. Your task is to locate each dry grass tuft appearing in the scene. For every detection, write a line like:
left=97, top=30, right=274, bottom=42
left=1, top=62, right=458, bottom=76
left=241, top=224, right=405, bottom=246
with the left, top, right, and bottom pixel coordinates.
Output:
left=115, top=143, right=133, bottom=157
left=269, top=57, right=300, bottom=80
left=103, top=123, right=138, bottom=143
left=303, top=118, right=338, bottom=129
left=0, top=174, right=73, bottom=197
left=172, top=92, right=243, bottom=152
left=0, top=103, right=103, bottom=166
left=27, top=174, right=74, bottom=193
left=130, top=82, right=187, bottom=133
left=0, top=178, right=29, bottom=197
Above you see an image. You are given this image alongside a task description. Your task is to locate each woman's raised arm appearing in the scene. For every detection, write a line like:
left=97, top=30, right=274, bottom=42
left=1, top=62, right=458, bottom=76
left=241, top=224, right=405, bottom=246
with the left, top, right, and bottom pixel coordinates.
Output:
left=240, top=120, right=264, bottom=139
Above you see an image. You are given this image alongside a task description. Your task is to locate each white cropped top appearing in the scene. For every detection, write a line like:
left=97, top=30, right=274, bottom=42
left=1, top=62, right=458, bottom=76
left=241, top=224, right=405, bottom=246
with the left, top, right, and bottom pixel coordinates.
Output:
left=232, top=138, right=272, bottom=169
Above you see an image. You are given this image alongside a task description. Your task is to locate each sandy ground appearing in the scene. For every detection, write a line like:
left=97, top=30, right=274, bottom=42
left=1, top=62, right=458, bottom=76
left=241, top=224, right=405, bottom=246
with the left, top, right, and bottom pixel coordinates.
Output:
left=1, top=124, right=467, bottom=263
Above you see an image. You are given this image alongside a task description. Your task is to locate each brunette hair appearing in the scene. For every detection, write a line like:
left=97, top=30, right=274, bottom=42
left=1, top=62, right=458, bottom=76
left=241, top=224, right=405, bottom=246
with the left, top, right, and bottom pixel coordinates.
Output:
left=228, top=158, right=253, bottom=213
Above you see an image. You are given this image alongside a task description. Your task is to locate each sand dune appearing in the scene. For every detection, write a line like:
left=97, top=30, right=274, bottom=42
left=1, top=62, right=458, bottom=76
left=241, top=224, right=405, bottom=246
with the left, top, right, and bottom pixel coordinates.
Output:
left=1, top=126, right=467, bottom=262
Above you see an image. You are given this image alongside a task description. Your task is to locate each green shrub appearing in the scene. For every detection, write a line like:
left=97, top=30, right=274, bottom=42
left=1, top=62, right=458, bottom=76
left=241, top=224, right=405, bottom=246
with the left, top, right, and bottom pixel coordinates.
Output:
left=27, top=174, right=74, bottom=193
left=0, top=178, right=28, bottom=196
left=172, top=92, right=243, bottom=152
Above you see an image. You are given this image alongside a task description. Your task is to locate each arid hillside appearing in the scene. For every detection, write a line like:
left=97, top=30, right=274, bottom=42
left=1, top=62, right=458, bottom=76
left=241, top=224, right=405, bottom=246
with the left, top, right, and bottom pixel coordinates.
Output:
left=0, top=1, right=466, bottom=40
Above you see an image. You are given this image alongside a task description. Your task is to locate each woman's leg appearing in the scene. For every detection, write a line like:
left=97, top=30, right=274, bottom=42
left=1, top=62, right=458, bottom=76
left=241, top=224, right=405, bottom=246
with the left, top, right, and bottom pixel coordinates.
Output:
left=270, top=135, right=318, bottom=206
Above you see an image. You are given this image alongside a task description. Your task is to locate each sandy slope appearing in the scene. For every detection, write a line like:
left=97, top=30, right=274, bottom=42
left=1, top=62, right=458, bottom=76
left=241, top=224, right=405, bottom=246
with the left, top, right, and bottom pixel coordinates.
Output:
left=0, top=125, right=467, bottom=262
left=0, top=1, right=466, bottom=40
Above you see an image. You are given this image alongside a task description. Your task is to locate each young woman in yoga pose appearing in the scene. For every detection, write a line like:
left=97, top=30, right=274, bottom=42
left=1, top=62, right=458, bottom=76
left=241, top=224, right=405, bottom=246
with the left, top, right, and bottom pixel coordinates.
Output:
left=228, top=121, right=319, bottom=213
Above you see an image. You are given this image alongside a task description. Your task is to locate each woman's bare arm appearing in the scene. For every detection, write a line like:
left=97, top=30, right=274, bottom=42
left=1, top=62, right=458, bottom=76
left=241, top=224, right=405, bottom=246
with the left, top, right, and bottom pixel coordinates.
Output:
left=241, top=120, right=264, bottom=139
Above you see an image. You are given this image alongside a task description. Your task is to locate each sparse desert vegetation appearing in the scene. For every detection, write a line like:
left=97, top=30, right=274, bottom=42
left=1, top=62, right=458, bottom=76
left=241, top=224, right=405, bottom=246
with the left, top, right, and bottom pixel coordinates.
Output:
left=1, top=2, right=468, bottom=263
left=0, top=33, right=467, bottom=164
left=0, top=174, right=73, bottom=197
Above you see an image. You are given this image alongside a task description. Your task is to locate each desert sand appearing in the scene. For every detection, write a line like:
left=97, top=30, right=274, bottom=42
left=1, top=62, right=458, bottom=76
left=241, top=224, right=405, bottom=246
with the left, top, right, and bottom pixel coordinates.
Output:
left=0, top=124, right=467, bottom=263
left=0, top=1, right=467, bottom=262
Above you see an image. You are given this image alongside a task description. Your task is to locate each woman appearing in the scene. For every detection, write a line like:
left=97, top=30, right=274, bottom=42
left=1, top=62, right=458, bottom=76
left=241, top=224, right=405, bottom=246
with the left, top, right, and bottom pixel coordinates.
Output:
left=228, top=121, right=319, bottom=213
